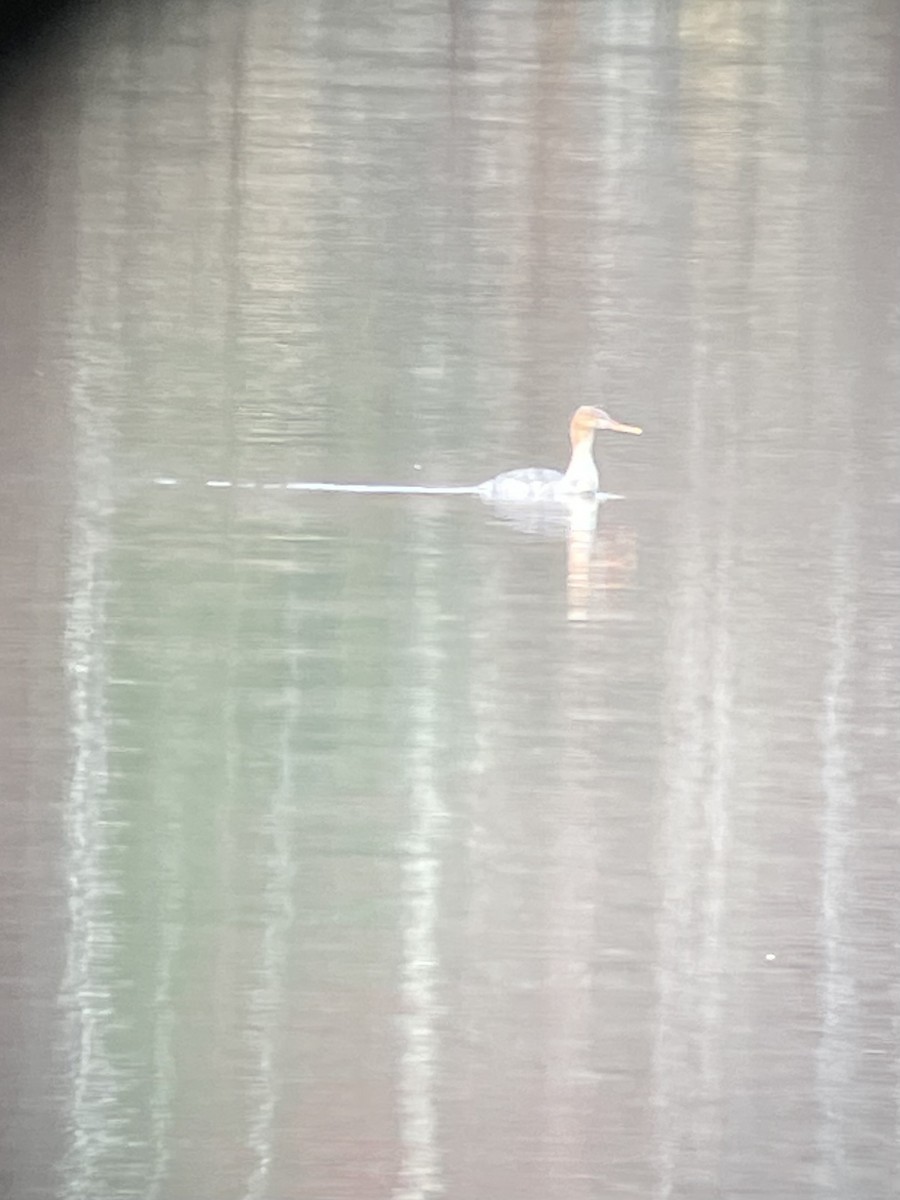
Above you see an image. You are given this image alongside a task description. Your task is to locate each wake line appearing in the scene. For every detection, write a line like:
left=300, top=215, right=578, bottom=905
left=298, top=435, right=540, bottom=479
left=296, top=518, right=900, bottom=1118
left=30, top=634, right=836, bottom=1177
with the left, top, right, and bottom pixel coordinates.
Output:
left=153, top=478, right=479, bottom=495
left=283, top=482, right=478, bottom=495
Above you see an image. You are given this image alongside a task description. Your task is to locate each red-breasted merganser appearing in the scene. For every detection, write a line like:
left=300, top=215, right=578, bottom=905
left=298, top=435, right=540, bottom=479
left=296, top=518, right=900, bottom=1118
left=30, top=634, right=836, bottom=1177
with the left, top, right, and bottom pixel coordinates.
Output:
left=475, top=405, right=642, bottom=502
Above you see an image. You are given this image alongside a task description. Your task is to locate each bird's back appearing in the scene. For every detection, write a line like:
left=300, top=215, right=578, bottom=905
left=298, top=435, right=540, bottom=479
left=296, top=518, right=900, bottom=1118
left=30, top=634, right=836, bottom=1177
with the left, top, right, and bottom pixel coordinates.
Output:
left=475, top=468, right=567, bottom=502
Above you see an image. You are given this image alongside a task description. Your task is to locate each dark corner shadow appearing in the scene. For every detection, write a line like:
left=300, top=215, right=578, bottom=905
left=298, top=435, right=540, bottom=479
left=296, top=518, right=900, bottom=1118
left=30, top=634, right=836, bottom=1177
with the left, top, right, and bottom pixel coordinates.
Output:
left=0, top=0, right=100, bottom=94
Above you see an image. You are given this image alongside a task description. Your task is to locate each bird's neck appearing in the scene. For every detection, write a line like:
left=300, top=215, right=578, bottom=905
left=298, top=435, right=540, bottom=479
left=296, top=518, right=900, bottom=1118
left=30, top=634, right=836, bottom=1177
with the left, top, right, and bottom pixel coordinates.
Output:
left=562, top=435, right=599, bottom=494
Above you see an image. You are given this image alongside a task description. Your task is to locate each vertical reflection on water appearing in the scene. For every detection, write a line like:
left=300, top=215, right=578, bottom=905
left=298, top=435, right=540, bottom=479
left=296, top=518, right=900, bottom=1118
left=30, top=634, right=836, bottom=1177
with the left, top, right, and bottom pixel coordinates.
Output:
left=61, top=352, right=185, bottom=1200
left=815, top=482, right=856, bottom=1196
left=61, top=362, right=115, bottom=1200
left=542, top=657, right=604, bottom=1200
left=144, top=840, right=180, bottom=1200
left=652, top=340, right=736, bottom=1194
left=565, top=498, right=600, bottom=623
left=243, top=600, right=300, bottom=1200
left=394, top=510, right=447, bottom=1200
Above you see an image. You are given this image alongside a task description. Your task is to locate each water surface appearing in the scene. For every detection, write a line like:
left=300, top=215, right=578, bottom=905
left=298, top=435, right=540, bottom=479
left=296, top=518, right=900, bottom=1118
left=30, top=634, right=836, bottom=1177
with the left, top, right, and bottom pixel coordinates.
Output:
left=1, top=1, right=899, bottom=1197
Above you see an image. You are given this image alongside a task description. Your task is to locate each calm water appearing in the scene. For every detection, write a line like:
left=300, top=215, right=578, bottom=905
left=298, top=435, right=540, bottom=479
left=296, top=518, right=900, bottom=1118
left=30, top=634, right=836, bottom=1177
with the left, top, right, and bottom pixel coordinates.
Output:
left=2, top=1, right=899, bottom=1197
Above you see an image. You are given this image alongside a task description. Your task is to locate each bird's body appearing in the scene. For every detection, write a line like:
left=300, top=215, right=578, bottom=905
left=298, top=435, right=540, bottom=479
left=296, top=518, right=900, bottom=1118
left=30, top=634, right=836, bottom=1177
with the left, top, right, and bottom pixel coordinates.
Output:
left=475, top=406, right=641, bottom=501
left=476, top=467, right=566, bottom=502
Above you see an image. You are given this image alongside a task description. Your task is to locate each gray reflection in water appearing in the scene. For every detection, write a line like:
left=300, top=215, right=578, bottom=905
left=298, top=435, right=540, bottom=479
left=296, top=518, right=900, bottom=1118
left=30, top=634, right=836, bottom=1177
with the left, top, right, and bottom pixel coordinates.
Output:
left=243, top=601, right=301, bottom=1200
left=652, top=359, right=737, bottom=1192
left=816, top=492, right=856, bottom=1197
left=394, top=511, right=448, bottom=1200
left=60, top=368, right=129, bottom=1196
left=478, top=496, right=638, bottom=621
left=62, top=358, right=185, bottom=1198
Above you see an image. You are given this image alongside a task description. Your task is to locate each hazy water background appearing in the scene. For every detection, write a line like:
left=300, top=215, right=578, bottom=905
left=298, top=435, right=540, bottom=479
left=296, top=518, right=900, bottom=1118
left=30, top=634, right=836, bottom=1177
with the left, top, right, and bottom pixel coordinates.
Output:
left=2, top=1, right=899, bottom=1197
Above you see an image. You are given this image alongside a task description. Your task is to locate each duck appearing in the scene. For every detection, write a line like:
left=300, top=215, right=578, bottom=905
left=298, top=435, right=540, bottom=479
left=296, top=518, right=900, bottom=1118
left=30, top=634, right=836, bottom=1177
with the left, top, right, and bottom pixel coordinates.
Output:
left=475, top=405, right=642, bottom=502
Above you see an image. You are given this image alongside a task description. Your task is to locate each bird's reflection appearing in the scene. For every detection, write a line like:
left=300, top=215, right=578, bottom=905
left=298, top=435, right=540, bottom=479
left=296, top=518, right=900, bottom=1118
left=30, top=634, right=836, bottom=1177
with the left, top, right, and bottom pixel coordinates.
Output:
left=480, top=493, right=637, bottom=621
